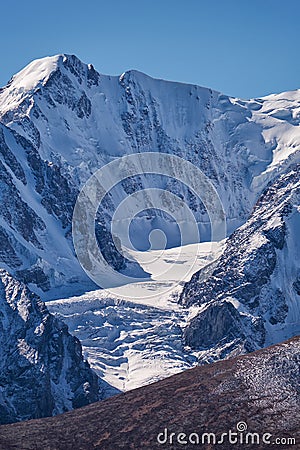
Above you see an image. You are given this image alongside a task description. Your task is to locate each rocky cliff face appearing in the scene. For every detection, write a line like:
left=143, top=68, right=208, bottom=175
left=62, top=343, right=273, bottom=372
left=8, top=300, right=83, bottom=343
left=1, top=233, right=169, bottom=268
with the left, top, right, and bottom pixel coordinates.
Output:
left=0, top=269, right=104, bottom=424
left=0, top=54, right=299, bottom=297
left=181, top=165, right=300, bottom=361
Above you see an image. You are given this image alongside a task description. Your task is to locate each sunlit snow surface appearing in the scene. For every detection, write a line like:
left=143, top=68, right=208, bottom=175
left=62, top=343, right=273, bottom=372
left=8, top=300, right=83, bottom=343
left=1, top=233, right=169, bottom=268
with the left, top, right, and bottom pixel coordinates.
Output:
left=47, top=242, right=223, bottom=391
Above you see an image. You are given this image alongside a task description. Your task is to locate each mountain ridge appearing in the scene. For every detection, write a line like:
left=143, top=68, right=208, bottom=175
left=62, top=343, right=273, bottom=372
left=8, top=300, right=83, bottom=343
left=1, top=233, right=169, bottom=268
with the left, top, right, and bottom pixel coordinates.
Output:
left=181, top=163, right=300, bottom=362
left=0, top=336, right=298, bottom=449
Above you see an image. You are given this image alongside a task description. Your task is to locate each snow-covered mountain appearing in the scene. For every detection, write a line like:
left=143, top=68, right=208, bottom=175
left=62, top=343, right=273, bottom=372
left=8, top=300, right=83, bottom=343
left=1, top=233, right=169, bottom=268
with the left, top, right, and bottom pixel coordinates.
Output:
left=0, top=269, right=114, bottom=425
left=0, top=54, right=299, bottom=297
left=0, top=54, right=299, bottom=414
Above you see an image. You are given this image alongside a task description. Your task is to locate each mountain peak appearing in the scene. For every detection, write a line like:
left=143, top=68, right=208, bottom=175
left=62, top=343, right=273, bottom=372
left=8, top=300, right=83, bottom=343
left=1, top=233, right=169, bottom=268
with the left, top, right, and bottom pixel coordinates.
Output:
left=0, top=54, right=100, bottom=117
left=4, top=53, right=98, bottom=91
left=7, top=55, right=62, bottom=91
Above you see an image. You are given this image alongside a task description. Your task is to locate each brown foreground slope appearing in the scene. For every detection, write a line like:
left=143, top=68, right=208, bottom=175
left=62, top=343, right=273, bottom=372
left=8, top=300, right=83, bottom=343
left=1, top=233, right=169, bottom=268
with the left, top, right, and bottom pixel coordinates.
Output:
left=0, top=336, right=299, bottom=450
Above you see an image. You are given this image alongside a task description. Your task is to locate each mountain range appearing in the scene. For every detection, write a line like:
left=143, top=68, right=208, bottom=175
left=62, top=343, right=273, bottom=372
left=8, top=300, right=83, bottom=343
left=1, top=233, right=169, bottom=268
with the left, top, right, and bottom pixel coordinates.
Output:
left=0, top=54, right=299, bottom=427
left=1, top=54, right=299, bottom=298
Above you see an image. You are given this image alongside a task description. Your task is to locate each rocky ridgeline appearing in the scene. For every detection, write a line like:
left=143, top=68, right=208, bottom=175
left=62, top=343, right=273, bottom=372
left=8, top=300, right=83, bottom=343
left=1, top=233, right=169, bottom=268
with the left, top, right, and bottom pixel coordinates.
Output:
left=0, top=337, right=298, bottom=449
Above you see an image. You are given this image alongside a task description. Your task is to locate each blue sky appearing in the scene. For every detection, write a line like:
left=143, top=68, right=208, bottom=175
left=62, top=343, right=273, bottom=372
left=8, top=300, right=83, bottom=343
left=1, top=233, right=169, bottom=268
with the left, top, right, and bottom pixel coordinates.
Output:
left=1, top=0, right=299, bottom=98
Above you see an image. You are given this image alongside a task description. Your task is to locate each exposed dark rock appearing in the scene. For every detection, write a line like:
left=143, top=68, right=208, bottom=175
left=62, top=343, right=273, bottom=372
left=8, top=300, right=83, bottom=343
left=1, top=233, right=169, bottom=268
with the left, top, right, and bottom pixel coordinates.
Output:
left=95, top=221, right=126, bottom=272
left=16, top=266, right=51, bottom=291
left=184, top=301, right=244, bottom=349
left=0, top=128, right=26, bottom=184
left=268, top=288, right=288, bottom=324
left=43, top=65, right=91, bottom=119
left=86, top=64, right=100, bottom=87
left=0, top=159, right=45, bottom=248
left=264, top=222, right=286, bottom=249
left=0, top=226, right=22, bottom=268
left=0, top=269, right=101, bottom=425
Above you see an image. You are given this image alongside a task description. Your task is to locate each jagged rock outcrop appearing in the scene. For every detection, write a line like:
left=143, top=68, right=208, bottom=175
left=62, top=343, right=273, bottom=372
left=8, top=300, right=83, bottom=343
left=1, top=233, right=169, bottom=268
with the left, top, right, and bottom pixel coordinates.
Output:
left=184, top=301, right=264, bottom=352
left=0, top=269, right=105, bottom=424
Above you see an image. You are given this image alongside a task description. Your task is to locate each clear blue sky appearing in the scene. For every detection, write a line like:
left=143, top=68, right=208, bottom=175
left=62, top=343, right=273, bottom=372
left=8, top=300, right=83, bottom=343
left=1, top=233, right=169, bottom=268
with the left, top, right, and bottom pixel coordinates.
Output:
left=1, top=0, right=299, bottom=98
